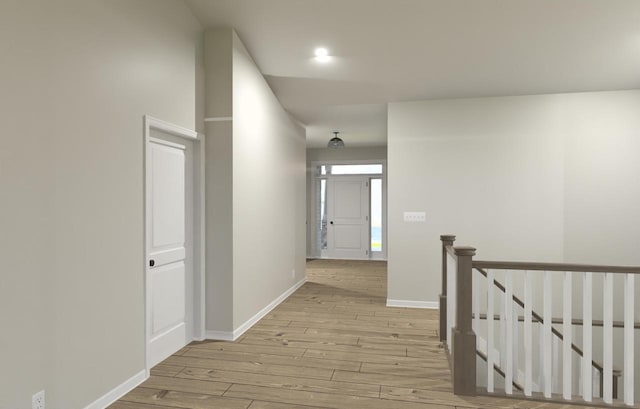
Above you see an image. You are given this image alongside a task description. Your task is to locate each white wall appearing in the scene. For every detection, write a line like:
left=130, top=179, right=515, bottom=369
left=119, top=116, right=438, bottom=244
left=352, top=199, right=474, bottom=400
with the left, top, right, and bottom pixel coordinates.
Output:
left=306, top=147, right=387, bottom=257
left=0, top=1, right=202, bottom=408
left=204, top=28, right=234, bottom=332
left=231, top=32, right=307, bottom=329
left=0, top=2, right=53, bottom=406
left=562, top=91, right=640, bottom=266
left=388, top=90, right=640, bottom=303
left=388, top=95, right=565, bottom=303
left=204, top=29, right=307, bottom=334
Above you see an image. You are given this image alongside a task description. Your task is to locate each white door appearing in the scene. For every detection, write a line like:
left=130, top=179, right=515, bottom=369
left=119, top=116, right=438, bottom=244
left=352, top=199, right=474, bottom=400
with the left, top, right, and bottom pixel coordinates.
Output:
left=146, top=132, right=192, bottom=368
left=326, top=176, right=369, bottom=259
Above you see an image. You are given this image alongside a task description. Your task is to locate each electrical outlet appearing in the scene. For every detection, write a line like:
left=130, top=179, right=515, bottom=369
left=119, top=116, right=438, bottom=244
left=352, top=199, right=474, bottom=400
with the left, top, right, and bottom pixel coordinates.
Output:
left=32, top=390, right=45, bottom=409
left=291, top=269, right=295, bottom=279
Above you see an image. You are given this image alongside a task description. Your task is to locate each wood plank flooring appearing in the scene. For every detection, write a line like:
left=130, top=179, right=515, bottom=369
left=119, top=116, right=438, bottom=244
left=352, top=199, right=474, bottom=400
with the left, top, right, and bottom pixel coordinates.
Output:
left=111, top=259, right=605, bottom=409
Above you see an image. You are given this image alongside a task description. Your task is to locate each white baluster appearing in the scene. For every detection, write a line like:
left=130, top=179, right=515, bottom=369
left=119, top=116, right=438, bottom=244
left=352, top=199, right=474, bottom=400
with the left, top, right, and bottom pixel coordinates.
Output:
left=505, top=273, right=513, bottom=394
left=446, top=255, right=455, bottom=348
left=624, top=274, right=635, bottom=405
left=539, top=323, right=545, bottom=391
left=563, top=271, right=572, bottom=399
left=473, top=268, right=479, bottom=335
left=513, top=299, right=519, bottom=387
left=543, top=271, right=552, bottom=398
left=499, top=276, right=506, bottom=368
left=553, top=336, right=560, bottom=394
left=524, top=271, right=532, bottom=396
left=594, top=368, right=601, bottom=398
left=582, top=272, right=593, bottom=402
left=578, top=357, right=582, bottom=397
left=487, top=269, right=495, bottom=393
left=603, top=273, right=613, bottom=404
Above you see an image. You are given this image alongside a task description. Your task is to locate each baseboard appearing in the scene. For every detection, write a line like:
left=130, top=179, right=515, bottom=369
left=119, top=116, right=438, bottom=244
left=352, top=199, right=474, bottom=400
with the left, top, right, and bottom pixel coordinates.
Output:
left=82, top=280, right=307, bottom=407
left=232, top=278, right=306, bottom=339
left=204, top=329, right=235, bottom=341
left=386, top=299, right=439, bottom=309
left=206, top=278, right=306, bottom=342
left=84, top=369, right=146, bottom=409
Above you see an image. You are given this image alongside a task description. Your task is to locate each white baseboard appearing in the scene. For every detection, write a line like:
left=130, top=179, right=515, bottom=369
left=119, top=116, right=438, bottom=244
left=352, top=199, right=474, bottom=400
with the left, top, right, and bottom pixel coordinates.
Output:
left=84, top=369, right=146, bottom=409
left=206, top=278, right=306, bottom=342
left=386, top=299, right=439, bottom=309
left=83, top=279, right=306, bottom=408
left=205, top=329, right=235, bottom=341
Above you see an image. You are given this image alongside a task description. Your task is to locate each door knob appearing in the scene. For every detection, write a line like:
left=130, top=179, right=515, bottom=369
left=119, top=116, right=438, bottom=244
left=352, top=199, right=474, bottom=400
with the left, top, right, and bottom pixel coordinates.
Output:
left=330, top=221, right=334, bottom=225
left=149, top=259, right=155, bottom=267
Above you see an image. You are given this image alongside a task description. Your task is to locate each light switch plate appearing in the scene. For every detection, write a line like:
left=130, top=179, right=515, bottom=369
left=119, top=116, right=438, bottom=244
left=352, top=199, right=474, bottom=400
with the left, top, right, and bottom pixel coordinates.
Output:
left=404, top=212, right=426, bottom=222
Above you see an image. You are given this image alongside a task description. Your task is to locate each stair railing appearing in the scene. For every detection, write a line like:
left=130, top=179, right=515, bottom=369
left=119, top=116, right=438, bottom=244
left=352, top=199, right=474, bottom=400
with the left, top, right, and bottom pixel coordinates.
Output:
left=473, top=266, right=622, bottom=400
left=439, top=234, right=640, bottom=406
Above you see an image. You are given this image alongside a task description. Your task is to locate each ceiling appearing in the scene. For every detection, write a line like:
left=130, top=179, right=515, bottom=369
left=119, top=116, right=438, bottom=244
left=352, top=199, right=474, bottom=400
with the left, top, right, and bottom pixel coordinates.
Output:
left=186, top=0, right=640, bottom=148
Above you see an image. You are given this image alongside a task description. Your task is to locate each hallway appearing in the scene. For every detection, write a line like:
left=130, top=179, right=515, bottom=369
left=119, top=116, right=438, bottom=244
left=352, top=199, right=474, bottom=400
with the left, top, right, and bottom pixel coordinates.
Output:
left=111, top=260, right=597, bottom=409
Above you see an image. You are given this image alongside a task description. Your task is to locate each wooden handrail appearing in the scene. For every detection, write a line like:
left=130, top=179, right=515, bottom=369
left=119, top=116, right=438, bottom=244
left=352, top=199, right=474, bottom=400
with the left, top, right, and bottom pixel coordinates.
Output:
left=475, top=266, right=620, bottom=399
left=440, top=235, right=633, bottom=402
left=473, top=260, right=640, bottom=274
left=473, top=313, right=640, bottom=330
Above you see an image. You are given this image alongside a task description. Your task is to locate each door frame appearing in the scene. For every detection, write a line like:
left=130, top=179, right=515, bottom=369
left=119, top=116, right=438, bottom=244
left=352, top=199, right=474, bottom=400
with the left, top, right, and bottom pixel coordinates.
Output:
left=143, top=115, right=205, bottom=376
left=310, top=159, right=387, bottom=260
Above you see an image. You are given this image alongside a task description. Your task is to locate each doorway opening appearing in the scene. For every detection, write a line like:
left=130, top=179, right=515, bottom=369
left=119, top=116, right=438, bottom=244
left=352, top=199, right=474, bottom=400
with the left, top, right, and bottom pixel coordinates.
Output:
left=313, top=161, right=386, bottom=260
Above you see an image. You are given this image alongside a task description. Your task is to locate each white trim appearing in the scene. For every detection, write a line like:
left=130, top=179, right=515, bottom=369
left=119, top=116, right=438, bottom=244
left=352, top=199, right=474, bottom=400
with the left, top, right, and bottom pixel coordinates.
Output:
left=204, top=116, right=233, bottom=122
left=386, top=299, right=439, bottom=309
left=194, top=133, right=206, bottom=341
left=232, top=278, right=306, bottom=338
left=205, top=330, right=235, bottom=341
left=145, top=115, right=197, bottom=139
left=206, top=278, right=307, bottom=341
left=149, top=136, right=186, bottom=150
left=143, top=115, right=205, bottom=375
left=311, top=159, right=387, bottom=166
left=83, top=370, right=146, bottom=409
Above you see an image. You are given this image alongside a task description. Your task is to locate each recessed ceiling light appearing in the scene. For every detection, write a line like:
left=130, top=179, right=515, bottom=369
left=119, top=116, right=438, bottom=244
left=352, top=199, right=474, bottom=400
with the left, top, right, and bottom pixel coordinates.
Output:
left=314, top=47, right=330, bottom=62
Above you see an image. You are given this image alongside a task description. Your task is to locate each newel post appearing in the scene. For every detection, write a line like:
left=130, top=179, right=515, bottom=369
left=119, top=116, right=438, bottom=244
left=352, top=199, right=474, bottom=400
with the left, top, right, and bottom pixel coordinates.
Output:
left=452, top=246, right=477, bottom=396
left=439, top=235, right=456, bottom=342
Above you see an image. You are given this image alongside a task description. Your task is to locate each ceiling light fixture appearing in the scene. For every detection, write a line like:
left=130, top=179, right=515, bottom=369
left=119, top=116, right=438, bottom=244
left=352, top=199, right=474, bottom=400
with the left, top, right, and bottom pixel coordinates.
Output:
left=314, top=47, right=330, bottom=62
left=327, top=131, right=345, bottom=149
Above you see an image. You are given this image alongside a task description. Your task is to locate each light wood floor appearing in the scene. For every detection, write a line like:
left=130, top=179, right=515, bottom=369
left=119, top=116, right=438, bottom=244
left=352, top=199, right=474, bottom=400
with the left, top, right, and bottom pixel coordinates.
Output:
left=111, top=259, right=604, bottom=409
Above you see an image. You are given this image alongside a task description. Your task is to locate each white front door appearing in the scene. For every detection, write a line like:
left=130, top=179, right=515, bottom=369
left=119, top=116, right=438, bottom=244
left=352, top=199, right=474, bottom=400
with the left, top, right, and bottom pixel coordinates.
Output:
left=326, top=176, right=369, bottom=259
left=146, top=132, right=191, bottom=368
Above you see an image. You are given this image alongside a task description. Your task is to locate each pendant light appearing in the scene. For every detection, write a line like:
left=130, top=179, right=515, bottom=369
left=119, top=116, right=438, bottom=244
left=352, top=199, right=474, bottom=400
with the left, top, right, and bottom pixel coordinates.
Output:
left=327, top=131, right=345, bottom=148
